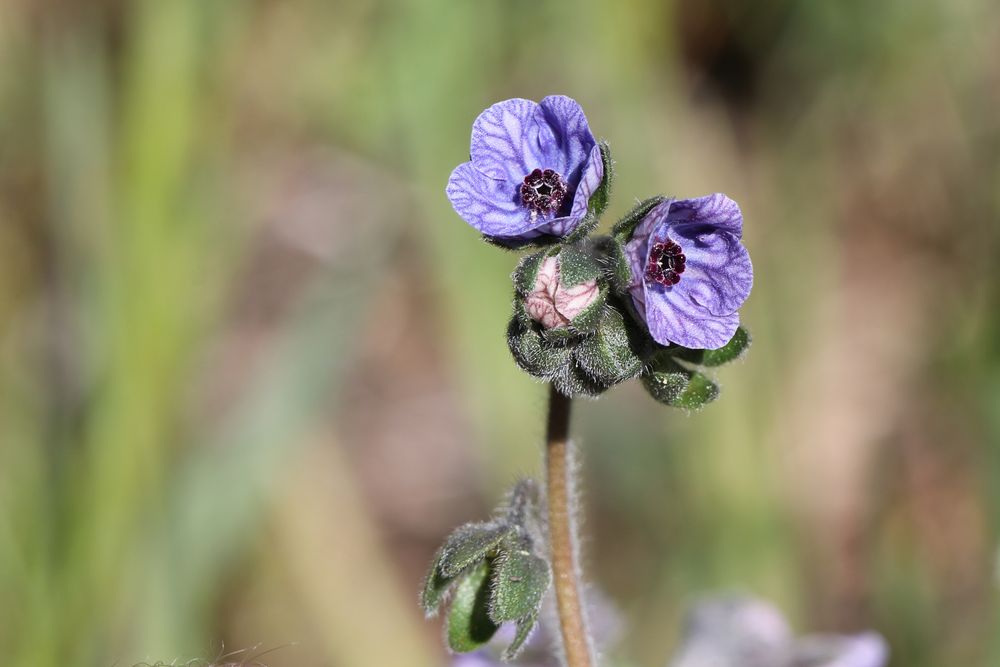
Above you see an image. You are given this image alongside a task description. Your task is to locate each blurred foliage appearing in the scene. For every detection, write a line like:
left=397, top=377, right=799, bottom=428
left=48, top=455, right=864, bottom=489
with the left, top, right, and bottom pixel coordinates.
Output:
left=0, top=1, right=998, bottom=666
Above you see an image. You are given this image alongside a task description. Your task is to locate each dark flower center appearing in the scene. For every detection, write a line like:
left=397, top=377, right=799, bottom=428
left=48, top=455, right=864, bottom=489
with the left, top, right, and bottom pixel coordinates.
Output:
left=645, top=240, right=686, bottom=286
left=520, top=168, right=567, bottom=214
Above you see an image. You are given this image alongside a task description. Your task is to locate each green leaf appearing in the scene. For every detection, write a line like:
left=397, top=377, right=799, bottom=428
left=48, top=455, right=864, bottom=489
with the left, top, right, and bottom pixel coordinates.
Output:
left=674, top=327, right=751, bottom=367
left=488, top=537, right=551, bottom=623
left=439, top=522, right=511, bottom=578
left=558, top=244, right=602, bottom=288
left=447, top=561, right=499, bottom=653
left=421, top=547, right=456, bottom=616
left=502, top=612, right=539, bottom=661
left=611, top=196, right=666, bottom=242
left=574, top=307, right=643, bottom=385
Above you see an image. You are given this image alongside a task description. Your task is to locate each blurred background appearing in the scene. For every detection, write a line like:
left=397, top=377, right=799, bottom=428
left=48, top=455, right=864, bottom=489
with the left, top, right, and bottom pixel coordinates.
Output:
left=1, top=1, right=998, bottom=666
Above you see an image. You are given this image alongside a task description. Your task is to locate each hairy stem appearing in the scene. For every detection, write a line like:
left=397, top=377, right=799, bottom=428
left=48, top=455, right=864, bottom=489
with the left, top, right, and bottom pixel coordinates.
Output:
left=545, top=385, right=593, bottom=667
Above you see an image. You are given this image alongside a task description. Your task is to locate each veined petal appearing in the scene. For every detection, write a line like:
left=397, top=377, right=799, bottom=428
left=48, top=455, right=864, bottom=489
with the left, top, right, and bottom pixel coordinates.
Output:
left=538, top=95, right=597, bottom=181
left=667, top=193, right=744, bottom=238
left=470, top=98, right=551, bottom=183
left=447, top=162, right=536, bottom=236
left=567, top=143, right=604, bottom=221
left=643, top=283, right=740, bottom=349
left=661, top=225, right=752, bottom=317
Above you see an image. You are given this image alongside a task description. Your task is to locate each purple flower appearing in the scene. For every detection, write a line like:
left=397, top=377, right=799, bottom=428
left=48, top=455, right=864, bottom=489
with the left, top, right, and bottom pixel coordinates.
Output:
left=447, top=96, right=604, bottom=242
left=624, top=194, right=752, bottom=349
left=668, top=596, right=889, bottom=667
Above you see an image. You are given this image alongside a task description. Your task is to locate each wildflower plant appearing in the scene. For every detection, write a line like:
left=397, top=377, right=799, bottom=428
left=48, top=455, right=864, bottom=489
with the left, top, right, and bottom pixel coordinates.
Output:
left=424, top=95, right=756, bottom=667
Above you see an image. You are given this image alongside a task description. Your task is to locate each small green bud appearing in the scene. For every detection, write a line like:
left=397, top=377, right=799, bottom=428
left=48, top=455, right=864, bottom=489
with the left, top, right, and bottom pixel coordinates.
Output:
left=642, top=356, right=720, bottom=409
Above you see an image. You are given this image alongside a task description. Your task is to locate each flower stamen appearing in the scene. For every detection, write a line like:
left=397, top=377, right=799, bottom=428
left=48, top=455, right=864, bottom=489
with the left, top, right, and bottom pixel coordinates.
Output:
left=645, top=240, right=686, bottom=286
left=520, top=168, right=567, bottom=214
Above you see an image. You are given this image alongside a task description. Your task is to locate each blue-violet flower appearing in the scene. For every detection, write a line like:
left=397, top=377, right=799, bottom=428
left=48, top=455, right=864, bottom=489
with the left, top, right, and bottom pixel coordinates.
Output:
left=624, top=194, right=752, bottom=349
left=447, top=96, right=604, bottom=242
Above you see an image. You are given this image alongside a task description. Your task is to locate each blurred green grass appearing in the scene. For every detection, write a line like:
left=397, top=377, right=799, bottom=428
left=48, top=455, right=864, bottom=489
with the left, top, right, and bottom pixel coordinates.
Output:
left=0, top=1, right=998, bottom=666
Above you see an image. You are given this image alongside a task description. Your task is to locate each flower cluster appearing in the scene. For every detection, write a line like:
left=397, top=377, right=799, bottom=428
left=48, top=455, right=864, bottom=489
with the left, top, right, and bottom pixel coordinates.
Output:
left=447, top=95, right=754, bottom=403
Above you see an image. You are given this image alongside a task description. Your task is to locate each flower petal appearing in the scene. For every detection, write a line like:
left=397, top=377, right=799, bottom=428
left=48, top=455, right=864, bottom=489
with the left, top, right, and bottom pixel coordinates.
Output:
left=470, top=98, right=551, bottom=182
left=538, top=95, right=597, bottom=181
left=643, top=282, right=740, bottom=349
left=667, top=193, right=744, bottom=238
left=791, top=632, right=889, bottom=667
left=446, top=162, right=537, bottom=237
left=623, top=199, right=673, bottom=288
left=659, top=224, right=752, bottom=317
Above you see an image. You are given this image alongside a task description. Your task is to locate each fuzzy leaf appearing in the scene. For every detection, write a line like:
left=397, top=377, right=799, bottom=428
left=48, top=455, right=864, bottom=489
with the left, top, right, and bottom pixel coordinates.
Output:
left=611, top=195, right=666, bottom=242
left=489, top=538, right=551, bottom=623
left=575, top=307, right=643, bottom=385
left=439, top=522, right=511, bottom=578
left=558, top=244, right=602, bottom=288
left=421, top=547, right=457, bottom=616
left=502, top=612, right=539, bottom=661
left=447, top=561, right=499, bottom=653
left=674, top=327, right=751, bottom=367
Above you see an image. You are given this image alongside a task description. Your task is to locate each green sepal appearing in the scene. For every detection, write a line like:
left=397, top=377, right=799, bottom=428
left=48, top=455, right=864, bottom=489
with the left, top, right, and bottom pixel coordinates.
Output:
left=508, top=314, right=573, bottom=378
left=502, top=612, right=539, bottom=661
left=642, top=356, right=720, bottom=409
left=567, top=284, right=607, bottom=334
left=641, top=367, right=690, bottom=405
left=599, top=236, right=633, bottom=294
left=512, top=249, right=554, bottom=296
left=564, top=140, right=614, bottom=244
left=447, top=560, right=500, bottom=653
left=488, top=536, right=551, bottom=623
left=553, top=362, right=610, bottom=398
left=575, top=307, right=643, bottom=385
left=439, top=522, right=512, bottom=578
left=611, top=195, right=666, bottom=242
left=673, top=327, right=751, bottom=367
left=558, top=244, right=602, bottom=288
left=421, top=547, right=457, bottom=616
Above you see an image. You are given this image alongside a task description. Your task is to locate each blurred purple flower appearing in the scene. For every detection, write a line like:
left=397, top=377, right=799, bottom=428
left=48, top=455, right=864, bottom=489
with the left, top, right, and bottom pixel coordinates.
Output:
left=624, top=194, right=752, bottom=349
left=668, top=596, right=889, bottom=667
left=447, top=96, right=603, bottom=242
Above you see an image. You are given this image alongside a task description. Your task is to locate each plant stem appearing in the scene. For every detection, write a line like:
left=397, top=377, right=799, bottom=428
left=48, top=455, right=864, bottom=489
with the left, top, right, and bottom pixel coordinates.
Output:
left=545, top=384, right=593, bottom=667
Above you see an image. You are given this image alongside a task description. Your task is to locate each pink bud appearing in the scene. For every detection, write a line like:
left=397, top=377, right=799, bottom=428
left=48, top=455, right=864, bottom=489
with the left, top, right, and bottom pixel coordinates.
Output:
left=525, top=256, right=600, bottom=329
